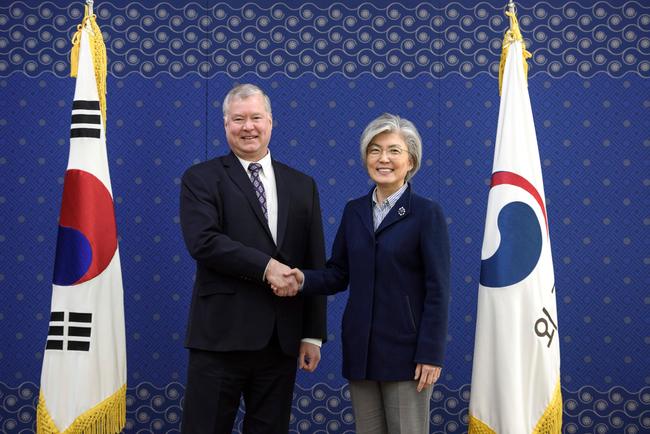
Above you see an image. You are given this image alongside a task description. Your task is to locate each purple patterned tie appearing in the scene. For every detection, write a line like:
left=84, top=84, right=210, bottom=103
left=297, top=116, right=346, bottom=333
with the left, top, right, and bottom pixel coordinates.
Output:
left=248, top=163, right=268, bottom=221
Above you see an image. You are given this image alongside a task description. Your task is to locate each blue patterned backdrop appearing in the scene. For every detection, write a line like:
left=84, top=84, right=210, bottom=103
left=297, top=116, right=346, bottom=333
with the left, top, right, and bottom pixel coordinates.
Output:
left=1, top=1, right=649, bottom=433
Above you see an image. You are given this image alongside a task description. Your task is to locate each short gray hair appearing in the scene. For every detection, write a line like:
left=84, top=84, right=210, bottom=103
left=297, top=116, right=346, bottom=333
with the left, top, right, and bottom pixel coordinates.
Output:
left=359, top=113, right=422, bottom=182
left=222, top=84, right=272, bottom=118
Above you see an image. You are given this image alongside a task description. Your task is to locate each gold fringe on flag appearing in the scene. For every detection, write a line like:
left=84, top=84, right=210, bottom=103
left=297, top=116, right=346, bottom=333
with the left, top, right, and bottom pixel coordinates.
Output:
left=468, top=413, right=496, bottom=434
left=532, top=377, right=563, bottom=434
left=37, top=384, right=126, bottom=434
left=498, top=10, right=532, bottom=95
left=70, top=4, right=107, bottom=127
left=468, top=377, right=562, bottom=434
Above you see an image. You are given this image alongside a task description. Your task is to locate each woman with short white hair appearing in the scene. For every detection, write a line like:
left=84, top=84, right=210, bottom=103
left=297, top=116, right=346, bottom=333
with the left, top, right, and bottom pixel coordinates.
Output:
left=277, top=113, right=451, bottom=434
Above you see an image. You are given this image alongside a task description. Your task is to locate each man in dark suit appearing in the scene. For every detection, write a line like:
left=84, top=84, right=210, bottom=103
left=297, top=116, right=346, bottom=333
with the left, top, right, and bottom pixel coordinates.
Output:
left=179, top=84, right=327, bottom=433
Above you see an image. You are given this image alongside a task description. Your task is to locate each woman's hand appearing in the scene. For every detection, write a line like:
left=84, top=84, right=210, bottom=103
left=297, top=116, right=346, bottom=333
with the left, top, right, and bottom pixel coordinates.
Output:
left=271, top=268, right=304, bottom=296
left=414, top=363, right=441, bottom=392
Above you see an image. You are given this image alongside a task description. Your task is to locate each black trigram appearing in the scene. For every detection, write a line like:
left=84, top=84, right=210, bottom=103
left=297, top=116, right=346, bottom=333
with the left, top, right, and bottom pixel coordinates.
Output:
left=70, top=100, right=101, bottom=139
left=46, top=311, right=92, bottom=351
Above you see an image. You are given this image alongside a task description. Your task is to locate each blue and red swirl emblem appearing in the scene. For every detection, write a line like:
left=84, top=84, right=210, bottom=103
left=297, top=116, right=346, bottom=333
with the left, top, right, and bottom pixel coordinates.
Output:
left=53, top=169, right=117, bottom=286
left=480, top=172, right=548, bottom=288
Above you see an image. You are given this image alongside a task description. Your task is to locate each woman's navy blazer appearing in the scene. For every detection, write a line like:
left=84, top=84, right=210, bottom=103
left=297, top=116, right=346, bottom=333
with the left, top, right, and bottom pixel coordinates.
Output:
left=302, top=185, right=451, bottom=381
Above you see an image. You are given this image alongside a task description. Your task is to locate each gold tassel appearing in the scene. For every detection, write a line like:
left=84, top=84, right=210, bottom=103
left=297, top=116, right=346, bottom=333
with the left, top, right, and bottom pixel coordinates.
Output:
left=532, top=377, right=563, bottom=434
left=69, top=7, right=85, bottom=78
left=37, top=384, right=126, bottom=434
left=498, top=10, right=532, bottom=95
left=69, top=4, right=108, bottom=127
left=87, top=11, right=108, bottom=127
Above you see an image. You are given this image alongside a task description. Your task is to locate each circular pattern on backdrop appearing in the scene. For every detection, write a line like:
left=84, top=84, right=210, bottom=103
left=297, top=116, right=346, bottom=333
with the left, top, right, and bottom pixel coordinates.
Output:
left=1, top=382, right=648, bottom=432
left=0, top=2, right=648, bottom=78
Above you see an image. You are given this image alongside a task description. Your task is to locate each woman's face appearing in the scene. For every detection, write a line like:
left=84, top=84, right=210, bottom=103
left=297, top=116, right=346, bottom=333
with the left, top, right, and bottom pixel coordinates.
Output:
left=365, top=132, right=413, bottom=191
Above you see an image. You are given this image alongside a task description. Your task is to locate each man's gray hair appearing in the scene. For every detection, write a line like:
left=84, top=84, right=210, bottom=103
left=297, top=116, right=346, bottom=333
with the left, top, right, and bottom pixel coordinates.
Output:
left=222, top=84, right=272, bottom=118
left=359, top=113, right=423, bottom=182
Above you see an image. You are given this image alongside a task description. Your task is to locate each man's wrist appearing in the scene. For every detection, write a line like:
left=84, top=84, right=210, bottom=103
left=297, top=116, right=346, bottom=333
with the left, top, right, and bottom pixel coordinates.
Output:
left=262, top=258, right=273, bottom=282
left=301, top=338, right=322, bottom=347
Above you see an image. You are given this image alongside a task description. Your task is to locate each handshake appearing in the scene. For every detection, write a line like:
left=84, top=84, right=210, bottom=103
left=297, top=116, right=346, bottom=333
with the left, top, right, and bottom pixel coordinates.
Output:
left=265, top=258, right=305, bottom=297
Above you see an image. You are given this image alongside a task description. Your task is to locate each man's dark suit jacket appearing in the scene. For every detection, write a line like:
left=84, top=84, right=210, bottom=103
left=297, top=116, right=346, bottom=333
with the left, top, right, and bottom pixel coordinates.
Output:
left=180, top=152, right=327, bottom=357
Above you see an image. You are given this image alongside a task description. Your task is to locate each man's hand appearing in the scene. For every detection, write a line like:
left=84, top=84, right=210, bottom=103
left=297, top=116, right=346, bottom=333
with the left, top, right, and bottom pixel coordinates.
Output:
left=414, top=363, right=441, bottom=392
left=274, top=268, right=304, bottom=297
left=298, top=342, right=321, bottom=372
left=266, top=259, right=299, bottom=296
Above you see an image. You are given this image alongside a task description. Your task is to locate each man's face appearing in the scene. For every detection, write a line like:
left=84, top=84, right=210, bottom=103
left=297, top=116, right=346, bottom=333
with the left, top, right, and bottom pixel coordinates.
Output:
left=224, top=94, right=273, bottom=161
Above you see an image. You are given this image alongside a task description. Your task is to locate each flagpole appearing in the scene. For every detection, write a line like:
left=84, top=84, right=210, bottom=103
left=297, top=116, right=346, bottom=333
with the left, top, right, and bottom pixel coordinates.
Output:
left=37, top=3, right=126, bottom=431
left=468, top=1, right=562, bottom=432
left=506, top=1, right=516, bottom=28
left=498, top=0, right=531, bottom=95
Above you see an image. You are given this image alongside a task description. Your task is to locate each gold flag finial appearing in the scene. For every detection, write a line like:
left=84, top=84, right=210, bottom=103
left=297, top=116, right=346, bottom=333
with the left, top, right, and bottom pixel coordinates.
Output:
left=498, top=1, right=532, bottom=95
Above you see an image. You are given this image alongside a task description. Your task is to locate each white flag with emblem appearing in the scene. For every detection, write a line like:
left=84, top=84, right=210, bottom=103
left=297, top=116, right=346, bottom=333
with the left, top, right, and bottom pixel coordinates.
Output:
left=468, top=9, right=562, bottom=434
left=37, top=5, right=126, bottom=434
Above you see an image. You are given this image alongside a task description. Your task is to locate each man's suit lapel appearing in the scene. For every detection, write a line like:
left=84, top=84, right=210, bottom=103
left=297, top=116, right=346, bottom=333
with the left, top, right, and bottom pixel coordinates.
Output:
left=273, top=160, right=289, bottom=249
left=221, top=152, right=274, bottom=241
left=375, top=185, right=412, bottom=235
